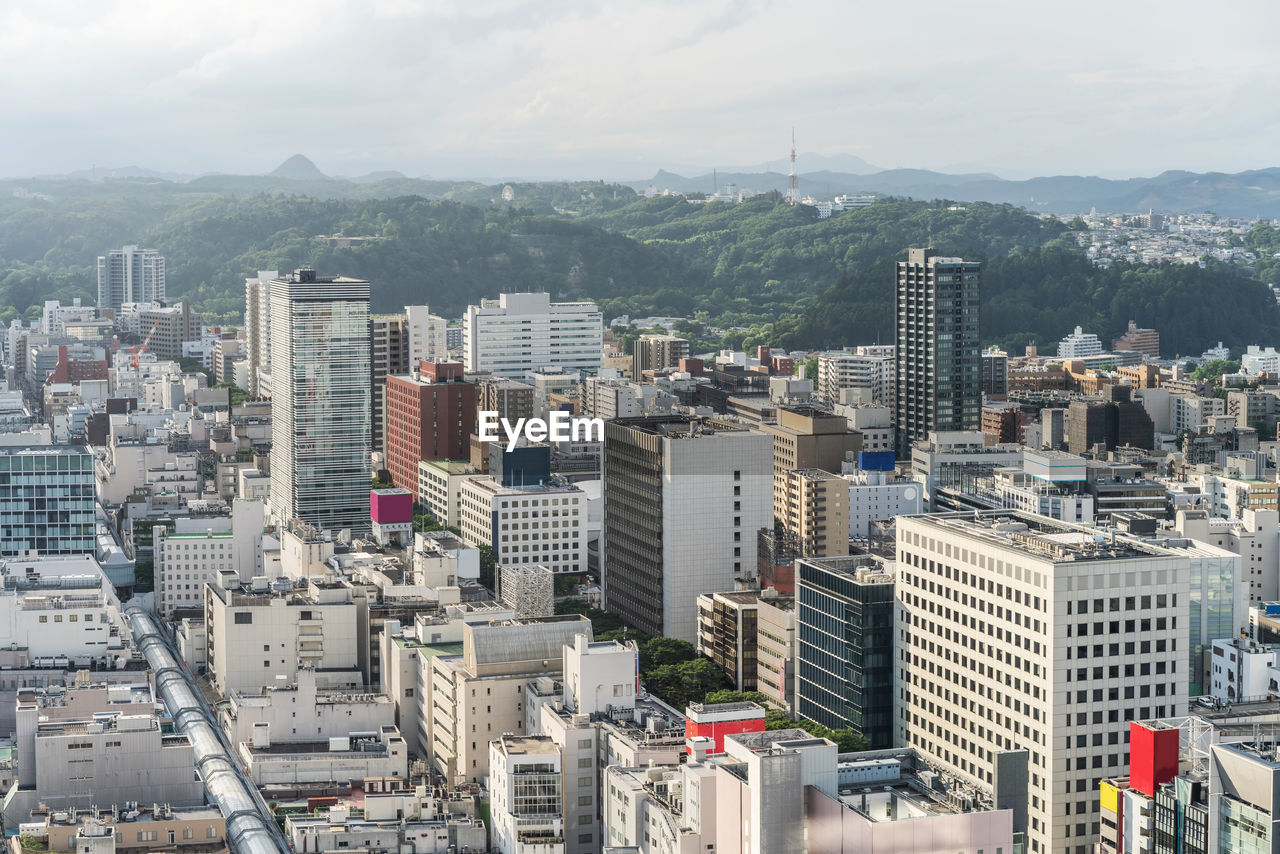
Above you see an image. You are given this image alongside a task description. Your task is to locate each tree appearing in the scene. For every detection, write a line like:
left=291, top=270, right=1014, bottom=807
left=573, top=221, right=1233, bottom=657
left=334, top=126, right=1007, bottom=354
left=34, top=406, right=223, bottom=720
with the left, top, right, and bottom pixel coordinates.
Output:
left=643, top=659, right=730, bottom=709
left=1191, top=359, right=1239, bottom=382
left=803, top=356, right=819, bottom=381
left=640, top=637, right=696, bottom=672
left=478, top=544, right=498, bottom=592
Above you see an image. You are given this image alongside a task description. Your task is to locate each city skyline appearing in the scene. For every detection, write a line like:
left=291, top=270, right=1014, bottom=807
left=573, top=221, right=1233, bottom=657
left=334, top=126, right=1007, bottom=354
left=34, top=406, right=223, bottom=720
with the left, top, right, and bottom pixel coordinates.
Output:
left=1, top=0, right=1276, bottom=181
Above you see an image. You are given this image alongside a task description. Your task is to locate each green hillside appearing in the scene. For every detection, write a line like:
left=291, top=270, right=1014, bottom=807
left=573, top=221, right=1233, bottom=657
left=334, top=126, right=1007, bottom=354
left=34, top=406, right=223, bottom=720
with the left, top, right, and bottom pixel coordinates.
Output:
left=0, top=180, right=1275, bottom=356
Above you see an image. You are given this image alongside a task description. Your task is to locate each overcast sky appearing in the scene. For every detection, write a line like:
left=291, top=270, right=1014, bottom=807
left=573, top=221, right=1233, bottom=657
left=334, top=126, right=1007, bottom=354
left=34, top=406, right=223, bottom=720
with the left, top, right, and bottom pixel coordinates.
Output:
left=3, top=0, right=1276, bottom=181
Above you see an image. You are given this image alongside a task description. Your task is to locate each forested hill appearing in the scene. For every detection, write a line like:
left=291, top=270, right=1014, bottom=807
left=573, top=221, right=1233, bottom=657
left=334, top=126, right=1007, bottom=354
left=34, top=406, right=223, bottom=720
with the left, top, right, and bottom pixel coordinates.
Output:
left=791, top=245, right=1280, bottom=356
left=0, top=181, right=1276, bottom=356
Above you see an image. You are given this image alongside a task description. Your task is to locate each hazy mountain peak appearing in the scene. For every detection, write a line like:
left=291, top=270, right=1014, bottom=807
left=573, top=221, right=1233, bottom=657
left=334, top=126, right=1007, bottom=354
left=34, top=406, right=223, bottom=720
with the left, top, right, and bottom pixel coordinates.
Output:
left=269, top=154, right=327, bottom=180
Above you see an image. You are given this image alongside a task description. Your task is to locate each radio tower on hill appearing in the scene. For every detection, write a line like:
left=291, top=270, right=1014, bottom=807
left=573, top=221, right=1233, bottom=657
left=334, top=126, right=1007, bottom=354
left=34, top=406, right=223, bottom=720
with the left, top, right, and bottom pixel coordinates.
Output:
left=785, top=128, right=799, bottom=205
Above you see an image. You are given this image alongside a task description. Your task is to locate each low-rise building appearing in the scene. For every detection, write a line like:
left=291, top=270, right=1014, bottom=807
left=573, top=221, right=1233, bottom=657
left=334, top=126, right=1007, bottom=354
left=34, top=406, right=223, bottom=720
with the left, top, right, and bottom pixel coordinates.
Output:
left=5, top=683, right=205, bottom=826
left=430, top=615, right=593, bottom=783
left=284, top=787, right=486, bottom=854
left=238, top=723, right=408, bottom=786
left=23, top=803, right=227, bottom=854
left=417, top=459, right=482, bottom=528
left=205, top=576, right=362, bottom=697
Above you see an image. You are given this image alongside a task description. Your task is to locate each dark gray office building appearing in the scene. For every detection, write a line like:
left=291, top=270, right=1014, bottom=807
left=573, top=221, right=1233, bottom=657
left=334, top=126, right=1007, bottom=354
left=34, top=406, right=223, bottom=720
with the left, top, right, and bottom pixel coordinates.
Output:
left=795, top=555, right=894, bottom=748
left=894, top=248, right=982, bottom=456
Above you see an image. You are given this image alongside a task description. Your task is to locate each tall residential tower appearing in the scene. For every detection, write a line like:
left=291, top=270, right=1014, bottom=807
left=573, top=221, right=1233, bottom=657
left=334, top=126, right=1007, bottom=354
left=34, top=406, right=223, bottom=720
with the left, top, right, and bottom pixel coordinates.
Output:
left=97, top=245, right=165, bottom=312
left=893, top=248, right=981, bottom=455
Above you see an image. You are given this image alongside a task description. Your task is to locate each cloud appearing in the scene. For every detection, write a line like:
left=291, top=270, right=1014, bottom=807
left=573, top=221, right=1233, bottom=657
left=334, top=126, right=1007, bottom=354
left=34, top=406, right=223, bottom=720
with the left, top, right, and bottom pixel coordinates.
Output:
left=0, top=0, right=1276, bottom=178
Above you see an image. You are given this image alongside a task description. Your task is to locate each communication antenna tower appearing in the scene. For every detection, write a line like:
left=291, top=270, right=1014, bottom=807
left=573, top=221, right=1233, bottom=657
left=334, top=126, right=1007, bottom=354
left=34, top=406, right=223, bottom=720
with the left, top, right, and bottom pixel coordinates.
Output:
left=786, top=128, right=799, bottom=205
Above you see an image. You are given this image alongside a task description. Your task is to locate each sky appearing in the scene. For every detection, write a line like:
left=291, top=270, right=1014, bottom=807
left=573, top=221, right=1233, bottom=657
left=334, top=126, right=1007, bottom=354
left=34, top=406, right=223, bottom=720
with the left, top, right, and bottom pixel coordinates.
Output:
left=2, top=0, right=1277, bottom=181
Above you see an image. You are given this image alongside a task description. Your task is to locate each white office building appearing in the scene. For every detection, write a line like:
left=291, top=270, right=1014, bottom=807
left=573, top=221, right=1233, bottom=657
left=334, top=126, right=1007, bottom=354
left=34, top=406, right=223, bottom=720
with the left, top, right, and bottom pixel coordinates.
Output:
left=602, top=418, right=773, bottom=643
left=842, top=468, right=924, bottom=539
left=895, top=511, right=1196, bottom=854
left=268, top=269, right=372, bottom=533
left=243, top=270, right=278, bottom=398
left=463, top=292, right=602, bottom=379
left=156, top=529, right=233, bottom=618
left=459, top=477, right=588, bottom=575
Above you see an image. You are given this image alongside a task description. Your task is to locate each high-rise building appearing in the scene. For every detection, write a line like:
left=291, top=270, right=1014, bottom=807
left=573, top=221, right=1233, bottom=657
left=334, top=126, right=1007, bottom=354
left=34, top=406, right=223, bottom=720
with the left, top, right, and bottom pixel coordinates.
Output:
left=384, top=362, right=477, bottom=493
left=817, top=347, right=894, bottom=406
left=894, top=248, right=981, bottom=455
left=97, top=245, right=165, bottom=312
left=631, top=334, right=689, bottom=379
left=1113, top=320, right=1160, bottom=359
left=370, top=313, right=410, bottom=453
left=1058, top=326, right=1104, bottom=359
left=895, top=510, right=1196, bottom=854
left=138, top=302, right=202, bottom=360
left=794, top=555, right=894, bottom=748
left=981, top=348, right=1009, bottom=398
left=268, top=269, right=372, bottom=533
left=0, top=446, right=94, bottom=557
left=775, top=468, right=849, bottom=557
left=404, top=305, right=449, bottom=366
left=463, top=292, right=602, bottom=379
left=602, top=417, right=772, bottom=642
left=764, top=406, right=863, bottom=482
left=243, top=271, right=277, bottom=398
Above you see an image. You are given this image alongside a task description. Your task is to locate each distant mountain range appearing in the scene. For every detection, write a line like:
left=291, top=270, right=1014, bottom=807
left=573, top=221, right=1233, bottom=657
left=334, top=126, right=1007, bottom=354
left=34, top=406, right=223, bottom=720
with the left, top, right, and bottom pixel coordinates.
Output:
left=636, top=167, right=1280, bottom=216
left=18, top=154, right=1280, bottom=217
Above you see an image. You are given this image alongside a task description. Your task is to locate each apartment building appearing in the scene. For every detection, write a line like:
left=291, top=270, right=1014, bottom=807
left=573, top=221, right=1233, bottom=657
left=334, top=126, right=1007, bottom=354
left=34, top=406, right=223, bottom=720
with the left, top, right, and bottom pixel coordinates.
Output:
left=775, top=468, right=850, bottom=557
left=631, top=334, right=689, bottom=379
left=696, top=590, right=762, bottom=691
left=894, top=249, right=982, bottom=455
left=371, top=312, right=410, bottom=453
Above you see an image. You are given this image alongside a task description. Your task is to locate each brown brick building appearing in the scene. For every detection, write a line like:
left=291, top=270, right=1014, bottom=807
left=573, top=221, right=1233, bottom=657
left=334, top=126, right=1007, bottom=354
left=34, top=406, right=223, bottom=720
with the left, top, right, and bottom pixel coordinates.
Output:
left=384, top=361, right=477, bottom=493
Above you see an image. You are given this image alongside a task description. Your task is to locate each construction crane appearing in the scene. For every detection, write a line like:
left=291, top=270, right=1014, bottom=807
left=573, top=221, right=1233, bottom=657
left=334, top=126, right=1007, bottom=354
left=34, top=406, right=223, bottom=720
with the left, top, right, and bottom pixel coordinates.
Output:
left=130, top=317, right=162, bottom=369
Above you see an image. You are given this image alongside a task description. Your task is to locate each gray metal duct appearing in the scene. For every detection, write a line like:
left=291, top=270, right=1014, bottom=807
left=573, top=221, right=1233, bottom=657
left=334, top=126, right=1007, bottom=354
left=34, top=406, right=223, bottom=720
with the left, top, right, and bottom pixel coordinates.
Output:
left=126, top=607, right=289, bottom=854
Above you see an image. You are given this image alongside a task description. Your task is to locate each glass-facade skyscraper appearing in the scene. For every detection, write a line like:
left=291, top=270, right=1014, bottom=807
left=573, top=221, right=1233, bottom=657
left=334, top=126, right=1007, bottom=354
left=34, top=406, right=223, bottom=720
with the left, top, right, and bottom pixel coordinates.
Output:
left=0, top=446, right=95, bottom=556
left=268, top=268, right=372, bottom=534
left=894, top=247, right=982, bottom=456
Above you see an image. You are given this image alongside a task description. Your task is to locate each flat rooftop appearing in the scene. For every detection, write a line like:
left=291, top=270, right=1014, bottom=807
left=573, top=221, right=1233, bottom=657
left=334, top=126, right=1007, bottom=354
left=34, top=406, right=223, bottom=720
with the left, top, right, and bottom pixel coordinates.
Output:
left=498, top=735, right=558, bottom=755
left=612, top=416, right=748, bottom=437
left=901, top=511, right=1187, bottom=562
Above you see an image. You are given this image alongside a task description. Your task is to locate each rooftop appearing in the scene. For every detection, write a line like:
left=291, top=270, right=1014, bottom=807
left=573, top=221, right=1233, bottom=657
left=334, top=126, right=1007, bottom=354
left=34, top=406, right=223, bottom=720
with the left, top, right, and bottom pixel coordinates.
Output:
left=496, top=735, right=559, bottom=756
left=901, top=511, right=1190, bottom=562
